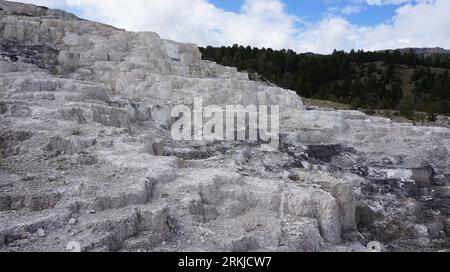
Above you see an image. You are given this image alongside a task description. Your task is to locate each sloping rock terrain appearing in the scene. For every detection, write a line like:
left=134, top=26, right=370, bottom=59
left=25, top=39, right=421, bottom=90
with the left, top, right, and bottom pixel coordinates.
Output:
left=1, top=0, right=450, bottom=252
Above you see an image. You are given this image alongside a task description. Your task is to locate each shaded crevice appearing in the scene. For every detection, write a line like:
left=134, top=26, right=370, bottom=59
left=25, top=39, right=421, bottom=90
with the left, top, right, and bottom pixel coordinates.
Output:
left=0, top=39, right=59, bottom=70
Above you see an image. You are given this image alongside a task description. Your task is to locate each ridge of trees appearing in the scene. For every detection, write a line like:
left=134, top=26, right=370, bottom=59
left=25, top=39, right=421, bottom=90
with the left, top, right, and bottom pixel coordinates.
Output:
left=200, top=45, right=450, bottom=117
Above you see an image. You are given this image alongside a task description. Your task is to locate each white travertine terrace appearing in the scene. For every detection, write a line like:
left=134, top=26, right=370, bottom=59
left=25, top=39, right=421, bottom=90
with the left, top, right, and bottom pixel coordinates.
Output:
left=0, top=0, right=449, bottom=252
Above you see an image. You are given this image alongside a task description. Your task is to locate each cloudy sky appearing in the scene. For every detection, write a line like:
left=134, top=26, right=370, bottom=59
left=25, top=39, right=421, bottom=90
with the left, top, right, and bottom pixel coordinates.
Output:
left=19, top=0, right=450, bottom=54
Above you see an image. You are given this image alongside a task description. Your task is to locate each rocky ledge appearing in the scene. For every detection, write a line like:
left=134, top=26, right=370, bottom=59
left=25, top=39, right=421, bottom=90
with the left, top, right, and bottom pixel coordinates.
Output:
left=0, top=0, right=449, bottom=252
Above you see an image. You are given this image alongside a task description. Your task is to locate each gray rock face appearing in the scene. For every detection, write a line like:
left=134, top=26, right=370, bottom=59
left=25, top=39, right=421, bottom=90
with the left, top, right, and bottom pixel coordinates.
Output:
left=1, top=0, right=450, bottom=252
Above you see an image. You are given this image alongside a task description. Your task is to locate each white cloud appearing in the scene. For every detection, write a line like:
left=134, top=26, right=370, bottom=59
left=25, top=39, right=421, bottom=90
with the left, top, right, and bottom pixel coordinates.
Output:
left=365, top=0, right=434, bottom=6
left=341, top=5, right=366, bottom=15
left=366, top=0, right=414, bottom=5
left=17, top=0, right=450, bottom=54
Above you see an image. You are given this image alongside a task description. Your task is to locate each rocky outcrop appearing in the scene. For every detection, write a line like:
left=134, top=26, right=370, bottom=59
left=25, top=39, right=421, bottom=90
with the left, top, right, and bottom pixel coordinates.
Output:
left=0, top=0, right=449, bottom=252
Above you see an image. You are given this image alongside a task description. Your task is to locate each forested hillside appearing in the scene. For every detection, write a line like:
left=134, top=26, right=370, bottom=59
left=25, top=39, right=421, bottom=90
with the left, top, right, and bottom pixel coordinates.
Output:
left=200, top=46, right=450, bottom=118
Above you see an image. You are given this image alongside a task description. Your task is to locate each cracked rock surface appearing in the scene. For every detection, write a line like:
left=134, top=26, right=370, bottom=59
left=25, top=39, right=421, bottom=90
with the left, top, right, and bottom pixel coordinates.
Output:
left=1, top=1, right=450, bottom=252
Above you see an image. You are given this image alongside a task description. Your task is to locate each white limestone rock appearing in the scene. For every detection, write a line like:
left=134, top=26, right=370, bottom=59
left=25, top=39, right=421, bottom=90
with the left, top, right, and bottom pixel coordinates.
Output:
left=0, top=0, right=449, bottom=253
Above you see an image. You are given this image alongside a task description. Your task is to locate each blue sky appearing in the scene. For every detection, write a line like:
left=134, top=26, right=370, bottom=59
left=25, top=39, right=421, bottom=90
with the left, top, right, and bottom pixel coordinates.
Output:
left=62, top=0, right=399, bottom=27
left=209, top=0, right=244, bottom=13
left=210, top=0, right=398, bottom=26
left=21, top=0, right=450, bottom=53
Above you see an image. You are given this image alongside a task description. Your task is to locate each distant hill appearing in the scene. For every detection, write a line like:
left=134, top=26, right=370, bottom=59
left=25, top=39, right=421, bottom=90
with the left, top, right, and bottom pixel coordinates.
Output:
left=200, top=45, right=450, bottom=117
left=380, top=47, right=450, bottom=56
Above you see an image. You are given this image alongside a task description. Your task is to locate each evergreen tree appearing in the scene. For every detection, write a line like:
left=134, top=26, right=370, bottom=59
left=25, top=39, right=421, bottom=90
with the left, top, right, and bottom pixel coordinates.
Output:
left=199, top=45, right=450, bottom=115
